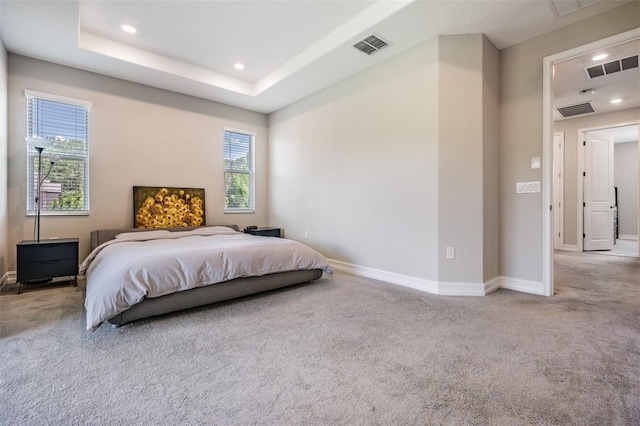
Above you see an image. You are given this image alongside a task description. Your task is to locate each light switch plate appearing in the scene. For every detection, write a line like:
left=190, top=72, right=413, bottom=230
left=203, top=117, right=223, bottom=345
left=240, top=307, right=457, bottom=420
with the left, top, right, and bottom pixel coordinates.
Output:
left=531, top=157, right=541, bottom=169
left=516, top=181, right=541, bottom=194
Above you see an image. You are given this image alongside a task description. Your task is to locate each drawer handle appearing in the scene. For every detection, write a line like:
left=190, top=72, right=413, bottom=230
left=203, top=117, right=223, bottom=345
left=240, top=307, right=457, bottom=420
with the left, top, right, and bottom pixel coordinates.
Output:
left=38, top=260, right=60, bottom=265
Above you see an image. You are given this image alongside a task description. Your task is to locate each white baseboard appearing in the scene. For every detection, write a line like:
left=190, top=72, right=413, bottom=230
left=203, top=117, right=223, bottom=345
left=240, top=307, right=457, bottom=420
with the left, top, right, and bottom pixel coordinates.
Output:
left=618, top=234, right=638, bottom=241
left=328, top=260, right=501, bottom=296
left=500, top=276, right=545, bottom=296
left=328, top=259, right=439, bottom=295
left=484, top=276, right=501, bottom=294
left=0, top=271, right=16, bottom=290
left=438, top=281, right=487, bottom=296
left=562, top=245, right=578, bottom=251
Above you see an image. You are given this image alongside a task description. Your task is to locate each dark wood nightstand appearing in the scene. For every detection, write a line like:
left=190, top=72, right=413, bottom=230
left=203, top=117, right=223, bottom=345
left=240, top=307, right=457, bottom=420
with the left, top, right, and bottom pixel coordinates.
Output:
left=16, top=238, right=79, bottom=294
left=244, top=227, right=282, bottom=238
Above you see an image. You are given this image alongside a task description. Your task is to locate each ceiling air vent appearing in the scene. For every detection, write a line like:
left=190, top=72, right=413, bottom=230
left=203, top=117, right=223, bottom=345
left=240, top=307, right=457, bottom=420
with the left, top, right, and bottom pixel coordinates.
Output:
left=586, top=55, right=639, bottom=79
left=354, top=34, right=390, bottom=55
left=556, top=102, right=596, bottom=118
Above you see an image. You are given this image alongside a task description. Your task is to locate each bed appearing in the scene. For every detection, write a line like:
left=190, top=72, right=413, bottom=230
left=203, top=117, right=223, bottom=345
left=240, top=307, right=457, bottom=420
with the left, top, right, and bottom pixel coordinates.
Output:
left=82, top=225, right=332, bottom=331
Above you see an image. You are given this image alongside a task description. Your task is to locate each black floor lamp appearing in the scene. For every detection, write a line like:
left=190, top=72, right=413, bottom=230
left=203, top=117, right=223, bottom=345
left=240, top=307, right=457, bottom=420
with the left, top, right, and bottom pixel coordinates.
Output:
left=26, top=137, right=54, bottom=243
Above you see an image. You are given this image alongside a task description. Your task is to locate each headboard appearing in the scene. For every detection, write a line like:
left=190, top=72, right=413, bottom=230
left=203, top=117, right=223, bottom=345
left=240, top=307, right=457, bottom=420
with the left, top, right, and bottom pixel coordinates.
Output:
left=90, top=225, right=240, bottom=251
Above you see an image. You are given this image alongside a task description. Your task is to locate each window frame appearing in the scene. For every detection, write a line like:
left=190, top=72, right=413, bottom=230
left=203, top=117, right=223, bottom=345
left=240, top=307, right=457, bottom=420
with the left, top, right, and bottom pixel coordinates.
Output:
left=223, top=127, right=256, bottom=213
left=25, top=90, right=92, bottom=216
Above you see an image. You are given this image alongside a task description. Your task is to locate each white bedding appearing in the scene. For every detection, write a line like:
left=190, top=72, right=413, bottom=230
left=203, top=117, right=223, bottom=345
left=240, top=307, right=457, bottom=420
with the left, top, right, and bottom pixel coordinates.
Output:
left=83, top=227, right=332, bottom=331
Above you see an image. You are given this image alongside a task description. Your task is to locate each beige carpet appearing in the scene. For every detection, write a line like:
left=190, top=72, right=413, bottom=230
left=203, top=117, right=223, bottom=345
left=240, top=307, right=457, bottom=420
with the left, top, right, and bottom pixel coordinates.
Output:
left=1, top=251, right=638, bottom=425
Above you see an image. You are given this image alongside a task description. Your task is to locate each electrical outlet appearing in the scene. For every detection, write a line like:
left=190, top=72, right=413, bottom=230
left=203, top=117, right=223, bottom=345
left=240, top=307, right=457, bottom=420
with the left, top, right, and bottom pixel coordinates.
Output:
left=446, top=247, right=455, bottom=259
left=304, top=230, right=309, bottom=240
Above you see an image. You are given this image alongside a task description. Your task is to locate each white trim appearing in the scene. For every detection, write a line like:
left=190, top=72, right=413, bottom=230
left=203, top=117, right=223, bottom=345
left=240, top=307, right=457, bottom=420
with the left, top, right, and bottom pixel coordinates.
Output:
left=328, top=259, right=439, bottom=294
left=484, top=276, right=501, bottom=294
left=439, top=281, right=486, bottom=296
left=553, top=132, right=565, bottom=250
left=328, top=260, right=501, bottom=296
left=542, top=28, right=640, bottom=298
left=223, top=126, right=257, bottom=137
left=618, top=234, right=638, bottom=241
left=577, top=129, right=585, bottom=252
left=0, top=271, right=16, bottom=290
left=24, top=89, right=92, bottom=107
left=562, top=244, right=578, bottom=251
left=500, top=276, right=545, bottom=296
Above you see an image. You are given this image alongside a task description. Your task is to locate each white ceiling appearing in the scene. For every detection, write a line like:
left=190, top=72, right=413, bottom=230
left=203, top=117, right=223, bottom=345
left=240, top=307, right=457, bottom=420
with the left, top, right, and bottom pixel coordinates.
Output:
left=0, top=0, right=634, bottom=114
left=589, top=124, right=639, bottom=143
left=554, top=38, right=640, bottom=121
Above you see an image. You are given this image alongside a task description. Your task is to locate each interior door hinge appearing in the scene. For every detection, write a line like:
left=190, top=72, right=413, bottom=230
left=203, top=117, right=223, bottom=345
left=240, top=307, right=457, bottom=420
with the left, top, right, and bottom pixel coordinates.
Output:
left=550, top=205, right=552, bottom=211
left=583, top=202, right=586, bottom=207
left=583, top=141, right=586, bottom=146
left=583, top=172, right=586, bottom=177
left=583, top=233, right=586, bottom=238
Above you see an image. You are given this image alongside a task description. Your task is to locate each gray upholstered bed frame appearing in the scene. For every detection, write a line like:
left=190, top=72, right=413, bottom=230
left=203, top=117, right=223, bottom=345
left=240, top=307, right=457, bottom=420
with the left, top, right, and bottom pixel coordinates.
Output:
left=89, top=225, right=323, bottom=327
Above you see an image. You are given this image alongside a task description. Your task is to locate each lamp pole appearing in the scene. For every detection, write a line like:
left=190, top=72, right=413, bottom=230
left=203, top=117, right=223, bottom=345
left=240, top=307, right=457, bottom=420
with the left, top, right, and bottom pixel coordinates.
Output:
left=35, top=146, right=44, bottom=243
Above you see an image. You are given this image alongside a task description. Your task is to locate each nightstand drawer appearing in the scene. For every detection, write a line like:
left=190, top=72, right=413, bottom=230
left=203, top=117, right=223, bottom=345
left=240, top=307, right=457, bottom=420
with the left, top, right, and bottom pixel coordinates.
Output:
left=17, top=259, right=78, bottom=282
left=17, top=242, right=78, bottom=262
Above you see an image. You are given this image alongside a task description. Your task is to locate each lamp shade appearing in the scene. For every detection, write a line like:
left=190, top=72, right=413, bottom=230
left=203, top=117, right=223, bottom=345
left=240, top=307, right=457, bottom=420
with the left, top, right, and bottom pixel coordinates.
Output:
left=25, top=137, right=54, bottom=149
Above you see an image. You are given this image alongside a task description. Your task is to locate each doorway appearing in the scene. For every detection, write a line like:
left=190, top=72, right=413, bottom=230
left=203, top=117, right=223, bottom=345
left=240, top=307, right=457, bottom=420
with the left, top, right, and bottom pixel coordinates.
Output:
left=577, top=124, right=639, bottom=257
left=542, top=28, right=640, bottom=296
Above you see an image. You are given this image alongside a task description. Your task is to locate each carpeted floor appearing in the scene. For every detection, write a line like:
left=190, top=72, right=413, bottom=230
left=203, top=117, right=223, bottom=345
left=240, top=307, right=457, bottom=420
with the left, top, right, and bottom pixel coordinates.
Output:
left=1, top=251, right=638, bottom=425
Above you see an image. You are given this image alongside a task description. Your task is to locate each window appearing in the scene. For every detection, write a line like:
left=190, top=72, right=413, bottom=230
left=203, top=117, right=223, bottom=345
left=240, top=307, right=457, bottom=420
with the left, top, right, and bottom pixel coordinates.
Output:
left=26, top=90, right=91, bottom=215
left=223, top=128, right=255, bottom=212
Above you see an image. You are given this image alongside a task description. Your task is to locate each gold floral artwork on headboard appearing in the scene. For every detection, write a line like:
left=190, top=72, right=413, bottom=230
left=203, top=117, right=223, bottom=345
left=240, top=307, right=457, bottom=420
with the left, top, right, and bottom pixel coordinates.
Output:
left=133, top=186, right=205, bottom=228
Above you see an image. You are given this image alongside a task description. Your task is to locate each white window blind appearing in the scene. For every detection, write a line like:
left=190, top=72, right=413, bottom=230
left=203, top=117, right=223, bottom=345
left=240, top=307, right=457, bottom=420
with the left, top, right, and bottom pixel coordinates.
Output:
left=223, top=128, right=255, bottom=212
left=26, top=90, right=91, bottom=215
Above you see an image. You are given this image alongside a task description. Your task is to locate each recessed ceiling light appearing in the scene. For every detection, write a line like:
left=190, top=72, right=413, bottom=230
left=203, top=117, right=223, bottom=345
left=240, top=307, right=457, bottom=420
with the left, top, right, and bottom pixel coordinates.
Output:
left=592, top=53, right=608, bottom=61
left=121, top=24, right=137, bottom=34
left=234, top=63, right=245, bottom=70
left=610, top=98, right=622, bottom=104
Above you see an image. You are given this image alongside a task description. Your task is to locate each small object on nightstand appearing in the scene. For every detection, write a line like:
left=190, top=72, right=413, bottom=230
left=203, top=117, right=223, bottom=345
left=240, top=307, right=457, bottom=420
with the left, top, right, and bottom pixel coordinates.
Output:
left=16, top=238, right=79, bottom=294
left=244, top=227, right=281, bottom=238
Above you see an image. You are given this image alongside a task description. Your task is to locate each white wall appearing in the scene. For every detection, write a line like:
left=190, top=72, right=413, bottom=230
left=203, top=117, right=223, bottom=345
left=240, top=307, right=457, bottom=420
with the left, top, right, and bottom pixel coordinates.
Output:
left=554, top=107, right=640, bottom=245
left=0, top=38, right=8, bottom=280
left=269, top=38, right=441, bottom=281
left=499, top=1, right=640, bottom=283
left=7, top=55, right=268, bottom=268
left=614, top=141, right=639, bottom=237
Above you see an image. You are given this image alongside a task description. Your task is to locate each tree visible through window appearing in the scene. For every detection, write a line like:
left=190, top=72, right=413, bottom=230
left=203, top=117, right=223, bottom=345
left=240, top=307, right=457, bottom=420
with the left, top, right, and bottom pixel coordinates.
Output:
left=224, top=129, right=255, bottom=211
left=26, top=91, right=91, bottom=214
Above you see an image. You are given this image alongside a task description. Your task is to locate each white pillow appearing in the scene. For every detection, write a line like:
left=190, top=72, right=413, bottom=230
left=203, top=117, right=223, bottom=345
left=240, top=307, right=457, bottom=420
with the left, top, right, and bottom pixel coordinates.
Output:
left=115, top=230, right=171, bottom=241
left=169, top=226, right=239, bottom=238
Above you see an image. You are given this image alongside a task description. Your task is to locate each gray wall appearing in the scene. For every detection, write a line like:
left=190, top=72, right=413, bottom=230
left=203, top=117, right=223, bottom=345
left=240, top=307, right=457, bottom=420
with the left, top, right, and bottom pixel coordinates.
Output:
left=7, top=54, right=268, bottom=268
left=437, top=35, right=500, bottom=284
left=0, top=38, right=7, bottom=279
left=554, top=107, right=640, bottom=245
left=269, top=34, right=499, bottom=286
left=269, top=37, right=441, bottom=281
left=614, top=141, right=639, bottom=237
left=499, top=1, right=640, bottom=282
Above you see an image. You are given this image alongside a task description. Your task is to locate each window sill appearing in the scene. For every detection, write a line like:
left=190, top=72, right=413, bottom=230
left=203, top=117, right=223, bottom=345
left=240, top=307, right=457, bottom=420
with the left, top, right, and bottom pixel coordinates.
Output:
left=224, top=209, right=255, bottom=214
left=27, top=211, right=90, bottom=217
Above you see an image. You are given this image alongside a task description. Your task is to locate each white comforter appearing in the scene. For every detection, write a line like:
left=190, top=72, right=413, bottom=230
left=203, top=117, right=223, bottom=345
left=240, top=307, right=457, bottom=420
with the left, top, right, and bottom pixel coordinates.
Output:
left=83, top=227, right=332, bottom=331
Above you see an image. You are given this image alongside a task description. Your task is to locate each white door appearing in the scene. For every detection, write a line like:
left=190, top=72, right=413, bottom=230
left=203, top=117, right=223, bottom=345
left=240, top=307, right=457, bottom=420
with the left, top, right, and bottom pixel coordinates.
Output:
left=553, top=132, right=564, bottom=250
left=584, top=133, right=615, bottom=251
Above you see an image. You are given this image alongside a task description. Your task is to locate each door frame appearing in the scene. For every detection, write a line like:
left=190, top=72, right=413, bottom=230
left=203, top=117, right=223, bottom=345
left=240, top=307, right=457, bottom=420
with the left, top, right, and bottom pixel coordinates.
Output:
left=576, top=122, right=640, bottom=252
left=542, top=28, right=640, bottom=297
left=553, top=132, right=564, bottom=250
